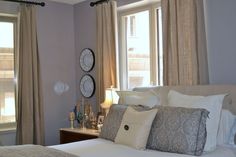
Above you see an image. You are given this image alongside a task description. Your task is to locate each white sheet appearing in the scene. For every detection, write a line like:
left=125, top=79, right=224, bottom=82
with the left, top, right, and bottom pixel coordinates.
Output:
left=51, top=138, right=236, bottom=157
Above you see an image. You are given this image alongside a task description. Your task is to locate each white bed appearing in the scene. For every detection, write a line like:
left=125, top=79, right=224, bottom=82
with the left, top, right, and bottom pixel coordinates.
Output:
left=51, top=138, right=236, bottom=157
left=52, top=85, right=236, bottom=157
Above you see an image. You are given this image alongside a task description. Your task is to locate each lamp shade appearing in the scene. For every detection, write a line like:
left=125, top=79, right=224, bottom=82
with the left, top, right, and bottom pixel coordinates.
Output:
left=100, top=89, right=113, bottom=109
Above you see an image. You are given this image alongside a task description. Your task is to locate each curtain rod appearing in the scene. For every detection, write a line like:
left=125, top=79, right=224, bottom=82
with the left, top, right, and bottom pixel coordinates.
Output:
left=3, top=0, right=45, bottom=7
left=90, top=0, right=109, bottom=7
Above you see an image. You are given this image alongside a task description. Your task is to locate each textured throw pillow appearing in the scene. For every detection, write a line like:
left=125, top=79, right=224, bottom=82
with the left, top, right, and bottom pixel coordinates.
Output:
left=99, top=104, right=151, bottom=141
left=115, top=107, right=158, bottom=150
left=116, top=90, right=160, bottom=108
left=168, top=90, right=225, bottom=151
left=147, top=106, right=209, bottom=156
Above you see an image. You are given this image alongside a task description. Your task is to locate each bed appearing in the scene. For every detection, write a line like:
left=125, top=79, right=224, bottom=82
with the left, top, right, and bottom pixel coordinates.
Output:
left=1, top=85, right=236, bottom=157
left=51, top=138, right=236, bottom=157
left=51, top=85, right=236, bottom=157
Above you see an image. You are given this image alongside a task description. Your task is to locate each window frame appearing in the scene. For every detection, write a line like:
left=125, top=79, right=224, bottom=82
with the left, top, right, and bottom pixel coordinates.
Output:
left=118, top=3, right=161, bottom=90
left=0, top=14, right=18, bottom=130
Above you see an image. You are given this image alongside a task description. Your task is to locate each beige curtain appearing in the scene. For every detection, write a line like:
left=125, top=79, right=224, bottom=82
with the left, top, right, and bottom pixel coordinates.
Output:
left=96, top=1, right=117, bottom=105
left=16, top=5, right=44, bottom=145
left=162, top=0, right=209, bottom=85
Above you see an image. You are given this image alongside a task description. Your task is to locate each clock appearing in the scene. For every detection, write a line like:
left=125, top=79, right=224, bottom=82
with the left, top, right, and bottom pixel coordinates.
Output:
left=80, top=48, right=95, bottom=72
left=80, top=74, right=95, bottom=98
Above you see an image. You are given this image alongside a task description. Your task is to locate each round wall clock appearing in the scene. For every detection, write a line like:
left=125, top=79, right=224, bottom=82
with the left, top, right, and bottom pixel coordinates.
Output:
left=80, top=48, right=95, bottom=72
left=80, top=74, right=95, bottom=98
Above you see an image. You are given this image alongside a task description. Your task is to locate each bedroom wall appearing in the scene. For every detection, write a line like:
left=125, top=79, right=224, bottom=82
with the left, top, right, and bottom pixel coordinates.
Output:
left=74, top=0, right=236, bottom=102
left=37, top=0, right=76, bottom=146
left=0, top=0, right=76, bottom=146
left=204, top=0, right=236, bottom=84
left=74, top=0, right=143, bottom=114
left=74, top=0, right=97, bottom=112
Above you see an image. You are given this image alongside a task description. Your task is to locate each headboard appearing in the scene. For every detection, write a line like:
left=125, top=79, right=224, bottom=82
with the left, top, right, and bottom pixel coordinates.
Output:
left=133, top=85, right=236, bottom=115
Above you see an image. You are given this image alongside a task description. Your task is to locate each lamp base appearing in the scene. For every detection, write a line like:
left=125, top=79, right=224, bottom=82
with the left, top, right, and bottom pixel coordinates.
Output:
left=104, top=108, right=110, bottom=116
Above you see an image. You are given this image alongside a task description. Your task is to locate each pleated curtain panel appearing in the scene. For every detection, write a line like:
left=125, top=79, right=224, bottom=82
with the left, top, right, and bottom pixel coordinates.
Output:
left=96, top=1, right=117, bottom=105
left=16, top=5, right=44, bottom=145
left=162, top=0, right=209, bottom=85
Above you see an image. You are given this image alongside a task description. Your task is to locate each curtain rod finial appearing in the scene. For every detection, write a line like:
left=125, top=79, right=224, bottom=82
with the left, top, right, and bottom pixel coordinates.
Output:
left=90, top=2, right=95, bottom=7
left=40, top=2, right=45, bottom=6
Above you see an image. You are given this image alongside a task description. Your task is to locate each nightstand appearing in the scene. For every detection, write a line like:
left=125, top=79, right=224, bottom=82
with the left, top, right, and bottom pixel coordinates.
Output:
left=60, top=128, right=100, bottom=144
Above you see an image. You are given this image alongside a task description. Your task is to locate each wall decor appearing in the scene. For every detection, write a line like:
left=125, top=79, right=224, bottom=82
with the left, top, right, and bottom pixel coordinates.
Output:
left=53, top=81, right=69, bottom=95
left=80, top=74, right=95, bottom=98
left=80, top=48, right=95, bottom=72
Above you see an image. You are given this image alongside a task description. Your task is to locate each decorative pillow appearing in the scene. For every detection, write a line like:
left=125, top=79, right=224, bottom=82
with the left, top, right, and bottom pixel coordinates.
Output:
left=168, top=90, right=226, bottom=151
left=217, top=109, right=236, bottom=145
left=147, top=106, right=209, bottom=156
left=114, top=107, right=158, bottom=150
left=229, top=119, right=236, bottom=145
left=99, top=104, right=151, bottom=141
left=116, top=90, right=160, bottom=108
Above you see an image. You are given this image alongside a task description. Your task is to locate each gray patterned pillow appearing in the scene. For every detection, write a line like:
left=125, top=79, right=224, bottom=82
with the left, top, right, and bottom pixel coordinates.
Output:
left=146, top=106, right=209, bottom=156
left=99, top=104, right=150, bottom=141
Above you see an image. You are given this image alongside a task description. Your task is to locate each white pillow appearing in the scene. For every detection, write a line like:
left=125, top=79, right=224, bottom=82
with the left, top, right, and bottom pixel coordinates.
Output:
left=229, top=119, right=236, bottom=145
left=114, top=107, right=158, bottom=150
left=217, top=109, right=236, bottom=145
left=116, top=90, right=160, bottom=108
left=168, top=90, right=225, bottom=152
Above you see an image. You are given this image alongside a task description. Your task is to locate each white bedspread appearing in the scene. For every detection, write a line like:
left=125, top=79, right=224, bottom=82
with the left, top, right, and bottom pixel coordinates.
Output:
left=51, top=138, right=236, bottom=157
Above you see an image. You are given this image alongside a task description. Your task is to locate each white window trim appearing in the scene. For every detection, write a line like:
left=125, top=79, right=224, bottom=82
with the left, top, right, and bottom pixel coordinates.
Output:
left=118, top=3, right=161, bottom=90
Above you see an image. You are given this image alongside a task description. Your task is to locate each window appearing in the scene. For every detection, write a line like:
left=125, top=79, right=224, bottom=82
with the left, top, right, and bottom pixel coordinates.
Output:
left=119, top=4, right=163, bottom=90
left=0, top=15, right=17, bottom=129
left=129, top=16, right=136, bottom=37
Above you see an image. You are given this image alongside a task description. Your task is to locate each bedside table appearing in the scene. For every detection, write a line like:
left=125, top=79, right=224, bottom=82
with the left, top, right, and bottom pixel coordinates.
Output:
left=60, top=128, right=100, bottom=144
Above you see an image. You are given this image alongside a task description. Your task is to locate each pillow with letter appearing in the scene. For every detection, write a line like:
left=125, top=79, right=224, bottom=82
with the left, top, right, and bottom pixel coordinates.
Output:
left=114, top=107, right=157, bottom=150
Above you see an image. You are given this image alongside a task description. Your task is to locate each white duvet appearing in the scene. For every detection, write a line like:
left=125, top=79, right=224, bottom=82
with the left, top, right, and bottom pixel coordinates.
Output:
left=51, top=138, right=236, bottom=157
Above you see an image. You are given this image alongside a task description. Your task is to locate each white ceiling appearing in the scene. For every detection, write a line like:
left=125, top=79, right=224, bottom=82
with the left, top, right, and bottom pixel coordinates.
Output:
left=48, top=0, right=87, bottom=5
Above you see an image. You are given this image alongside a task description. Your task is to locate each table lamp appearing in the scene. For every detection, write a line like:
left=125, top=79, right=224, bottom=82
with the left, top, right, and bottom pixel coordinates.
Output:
left=100, top=88, right=113, bottom=116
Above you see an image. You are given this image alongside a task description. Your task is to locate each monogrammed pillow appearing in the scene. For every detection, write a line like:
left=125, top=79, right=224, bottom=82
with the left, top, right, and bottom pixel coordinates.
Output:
left=99, top=104, right=151, bottom=141
left=115, top=107, right=157, bottom=150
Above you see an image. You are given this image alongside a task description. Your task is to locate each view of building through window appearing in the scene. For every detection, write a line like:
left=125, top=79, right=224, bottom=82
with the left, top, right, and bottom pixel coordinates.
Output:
left=125, top=10, right=151, bottom=89
left=0, top=21, right=16, bottom=124
left=120, top=6, right=162, bottom=90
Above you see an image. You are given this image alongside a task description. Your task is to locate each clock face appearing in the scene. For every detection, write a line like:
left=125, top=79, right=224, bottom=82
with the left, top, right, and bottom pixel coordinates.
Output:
left=80, top=74, right=95, bottom=98
left=80, top=48, right=95, bottom=72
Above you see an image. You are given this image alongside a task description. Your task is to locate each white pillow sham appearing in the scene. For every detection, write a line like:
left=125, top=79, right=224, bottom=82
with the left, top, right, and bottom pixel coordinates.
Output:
left=168, top=90, right=226, bottom=152
left=114, top=107, right=158, bottom=150
left=116, top=90, right=160, bottom=108
left=229, top=119, right=236, bottom=145
left=217, top=109, right=236, bottom=145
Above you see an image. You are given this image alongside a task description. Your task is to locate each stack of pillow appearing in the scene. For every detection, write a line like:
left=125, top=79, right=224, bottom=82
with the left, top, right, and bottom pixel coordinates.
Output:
left=99, top=90, right=236, bottom=156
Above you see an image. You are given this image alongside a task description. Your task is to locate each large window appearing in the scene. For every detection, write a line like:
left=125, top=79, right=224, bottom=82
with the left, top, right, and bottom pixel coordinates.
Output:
left=119, top=4, right=163, bottom=90
left=0, top=15, right=17, bottom=129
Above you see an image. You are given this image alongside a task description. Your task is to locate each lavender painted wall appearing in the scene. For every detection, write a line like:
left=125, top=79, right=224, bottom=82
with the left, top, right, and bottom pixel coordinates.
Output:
left=204, top=0, right=236, bottom=84
left=74, top=0, right=97, bottom=112
left=0, top=0, right=76, bottom=146
left=37, top=0, right=76, bottom=145
left=73, top=0, right=142, bottom=113
left=0, top=1, right=18, bottom=14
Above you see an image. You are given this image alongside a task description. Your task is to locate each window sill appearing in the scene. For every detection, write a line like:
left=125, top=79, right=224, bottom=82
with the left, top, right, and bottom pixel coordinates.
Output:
left=0, top=127, right=16, bottom=134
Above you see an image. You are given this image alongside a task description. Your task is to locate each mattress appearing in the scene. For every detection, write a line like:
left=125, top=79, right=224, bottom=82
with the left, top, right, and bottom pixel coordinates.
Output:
left=51, top=138, right=236, bottom=157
